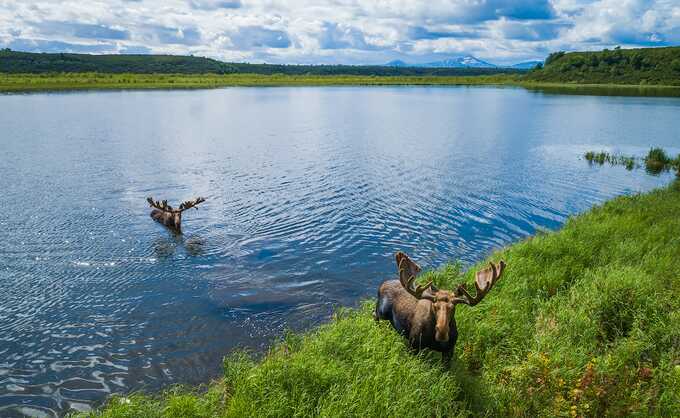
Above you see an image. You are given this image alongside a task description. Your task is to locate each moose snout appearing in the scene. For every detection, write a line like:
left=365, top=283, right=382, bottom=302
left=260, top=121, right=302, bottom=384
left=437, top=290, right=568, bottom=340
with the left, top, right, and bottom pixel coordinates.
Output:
left=435, top=328, right=449, bottom=342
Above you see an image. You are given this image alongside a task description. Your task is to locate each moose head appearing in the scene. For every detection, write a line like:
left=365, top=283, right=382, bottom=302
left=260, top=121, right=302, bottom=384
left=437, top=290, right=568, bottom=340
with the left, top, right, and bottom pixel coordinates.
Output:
left=147, top=196, right=205, bottom=232
left=375, top=251, right=506, bottom=365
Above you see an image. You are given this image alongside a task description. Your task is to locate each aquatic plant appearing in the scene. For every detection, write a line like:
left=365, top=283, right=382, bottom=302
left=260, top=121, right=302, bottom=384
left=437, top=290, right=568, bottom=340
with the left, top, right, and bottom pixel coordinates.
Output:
left=584, top=147, right=680, bottom=173
left=645, top=147, right=672, bottom=174
left=646, top=147, right=671, bottom=164
left=584, top=151, right=637, bottom=170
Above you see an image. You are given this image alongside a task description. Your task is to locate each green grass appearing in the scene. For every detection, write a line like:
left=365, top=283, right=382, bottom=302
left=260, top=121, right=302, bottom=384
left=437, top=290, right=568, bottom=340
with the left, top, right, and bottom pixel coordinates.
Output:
left=79, top=181, right=680, bottom=418
left=0, top=72, right=521, bottom=91
left=584, top=151, right=637, bottom=170
left=3, top=72, right=680, bottom=97
left=645, top=147, right=671, bottom=174
left=584, top=148, right=680, bottom=174
left=644, top=148, right=680, bottom=175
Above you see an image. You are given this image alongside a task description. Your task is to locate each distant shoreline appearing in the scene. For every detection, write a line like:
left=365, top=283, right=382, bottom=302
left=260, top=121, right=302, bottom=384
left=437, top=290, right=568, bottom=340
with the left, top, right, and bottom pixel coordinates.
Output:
left=0, top=73, right=517, bottom=91
left=2, top=73, right=680, bottom=96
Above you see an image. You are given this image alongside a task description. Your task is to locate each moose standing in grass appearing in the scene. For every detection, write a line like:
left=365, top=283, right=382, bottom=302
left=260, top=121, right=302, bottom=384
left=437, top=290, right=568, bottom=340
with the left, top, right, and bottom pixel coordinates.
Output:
left=147, top=196, right=206, bottom=232
left=375, top=251, right=505, bottom=366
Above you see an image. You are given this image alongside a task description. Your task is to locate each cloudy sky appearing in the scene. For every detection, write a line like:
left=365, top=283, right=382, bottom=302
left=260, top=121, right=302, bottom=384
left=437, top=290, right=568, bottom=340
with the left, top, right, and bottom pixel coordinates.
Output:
left=1, top=0, right=678, bottom=65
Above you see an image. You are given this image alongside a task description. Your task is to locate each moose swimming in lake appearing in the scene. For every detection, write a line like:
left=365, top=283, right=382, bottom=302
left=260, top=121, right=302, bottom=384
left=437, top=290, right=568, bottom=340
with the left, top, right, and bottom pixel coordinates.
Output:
left=375, top=251, right=505, bottom=365
left=147, top=196, right=206, bottom=232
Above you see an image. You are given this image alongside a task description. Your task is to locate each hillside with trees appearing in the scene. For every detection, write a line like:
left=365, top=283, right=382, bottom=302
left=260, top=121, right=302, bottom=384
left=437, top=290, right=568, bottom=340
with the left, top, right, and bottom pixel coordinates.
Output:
left=526, top=46, right=680, bottom=85
left=0, top=49, right=520, bottom=77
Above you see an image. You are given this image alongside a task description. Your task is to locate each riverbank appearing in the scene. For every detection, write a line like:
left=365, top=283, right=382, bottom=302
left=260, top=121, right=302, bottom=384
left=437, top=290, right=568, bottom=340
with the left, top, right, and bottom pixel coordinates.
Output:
left=81, top=181, right=680, bottom=417
left=0, top=73, right=517, bottom=91
left=3, top=73, right=680, bottom=97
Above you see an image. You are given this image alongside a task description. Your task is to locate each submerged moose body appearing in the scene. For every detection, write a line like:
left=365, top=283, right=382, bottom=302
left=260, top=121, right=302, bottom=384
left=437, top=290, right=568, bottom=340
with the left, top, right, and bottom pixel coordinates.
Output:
left=147, top=196, right=206, bottom=232
left=375, top=251, right=505, bottom=365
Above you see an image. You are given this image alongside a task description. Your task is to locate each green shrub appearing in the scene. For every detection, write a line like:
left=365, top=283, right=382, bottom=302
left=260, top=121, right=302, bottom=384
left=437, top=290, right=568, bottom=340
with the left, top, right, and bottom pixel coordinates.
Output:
left=645, top=147, right=672, bottom=174
left=646, top=147, right=670, bottom=164
left=525, top=46, right=680, bottom=86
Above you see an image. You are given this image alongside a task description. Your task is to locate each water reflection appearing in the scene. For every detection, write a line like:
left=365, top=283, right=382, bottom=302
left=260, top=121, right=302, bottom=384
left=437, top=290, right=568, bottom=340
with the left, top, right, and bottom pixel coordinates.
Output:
left=152, top=235, right=207, bottom=259
left=526, top=84, right=680, bottom=98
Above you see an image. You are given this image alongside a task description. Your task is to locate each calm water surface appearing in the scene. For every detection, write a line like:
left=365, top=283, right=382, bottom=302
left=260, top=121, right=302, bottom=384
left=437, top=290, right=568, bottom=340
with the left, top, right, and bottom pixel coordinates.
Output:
left=0, top=86, right=678, bottom=417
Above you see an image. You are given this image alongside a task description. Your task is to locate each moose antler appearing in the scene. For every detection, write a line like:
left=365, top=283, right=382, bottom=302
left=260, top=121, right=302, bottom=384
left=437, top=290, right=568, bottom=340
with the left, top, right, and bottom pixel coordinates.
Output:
left=453, top=260, right=506, bottom=306
left=147, top=197, right=206, bottom=213
left=395, top=251, right=421, bottom=278
left=147, top=197, right=174, bottom=212
left=397, top=252, right=434, bottom=301
left=178, top=197, right=206, bottom=212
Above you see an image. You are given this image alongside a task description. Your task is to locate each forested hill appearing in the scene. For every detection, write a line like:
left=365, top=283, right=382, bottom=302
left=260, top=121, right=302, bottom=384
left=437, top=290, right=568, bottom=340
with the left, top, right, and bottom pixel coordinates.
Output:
left=0, top=49, right=520, bottom=76
left=525, top=46, right=680, bottom=85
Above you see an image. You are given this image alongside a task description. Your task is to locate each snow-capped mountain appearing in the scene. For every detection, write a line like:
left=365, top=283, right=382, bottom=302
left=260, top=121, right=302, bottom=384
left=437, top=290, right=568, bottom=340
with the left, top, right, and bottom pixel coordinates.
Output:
left=385, top=55, right=496, bottom=68
left=509, top=60, right=543, bottom=69
left=425, top=56, right=497, bottom=68
left=384, top=56, right=545, bottom=69
left=385, top=60, right=409, bottom=67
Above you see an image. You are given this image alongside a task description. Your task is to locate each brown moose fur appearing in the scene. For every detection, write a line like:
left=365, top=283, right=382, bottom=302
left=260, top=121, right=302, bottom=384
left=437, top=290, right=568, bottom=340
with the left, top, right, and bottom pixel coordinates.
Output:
left=375, top=251, right=505, bottom=366
left=147, top=197, right=205, bottom=232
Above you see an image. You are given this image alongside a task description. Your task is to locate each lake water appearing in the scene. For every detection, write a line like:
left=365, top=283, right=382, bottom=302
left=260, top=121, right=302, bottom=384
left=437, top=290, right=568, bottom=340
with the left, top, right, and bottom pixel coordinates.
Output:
left=0, top=86, right=678, bottom=417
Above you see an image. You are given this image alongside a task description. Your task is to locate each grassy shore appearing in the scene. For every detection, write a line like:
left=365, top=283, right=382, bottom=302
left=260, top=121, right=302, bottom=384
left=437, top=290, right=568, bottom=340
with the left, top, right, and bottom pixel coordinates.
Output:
left=79, top=181, right=680, bottom=417
left=0, top=73, right=520, bottom=91
left=3, top=73, right=680, bottom=97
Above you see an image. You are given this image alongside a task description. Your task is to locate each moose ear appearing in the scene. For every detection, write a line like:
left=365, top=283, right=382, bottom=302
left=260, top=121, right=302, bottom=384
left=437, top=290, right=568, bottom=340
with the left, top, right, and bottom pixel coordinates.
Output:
left=395, top=251, right=422, bottom=277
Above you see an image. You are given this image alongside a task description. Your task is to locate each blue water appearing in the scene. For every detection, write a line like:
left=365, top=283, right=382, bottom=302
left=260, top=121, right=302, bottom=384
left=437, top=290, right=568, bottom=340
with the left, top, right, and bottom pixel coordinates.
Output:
left=0, top=86, right=678, bottom=417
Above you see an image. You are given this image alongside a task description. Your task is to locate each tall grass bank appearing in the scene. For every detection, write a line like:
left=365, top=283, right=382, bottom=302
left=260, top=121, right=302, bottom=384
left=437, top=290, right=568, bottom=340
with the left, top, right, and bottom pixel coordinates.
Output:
left=83, top=181, right=680, bottom=417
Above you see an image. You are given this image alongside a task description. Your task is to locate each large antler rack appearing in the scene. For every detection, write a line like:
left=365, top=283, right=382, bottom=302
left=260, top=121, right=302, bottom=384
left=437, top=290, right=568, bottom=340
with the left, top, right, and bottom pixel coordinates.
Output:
left=147, top=197, right=175, bottom=213
left=147, top=196, right=206, bottom=213
left=397, top=252, right=435, bottom=301
left=178, top=197, right=206, bottom=212
left=453, top=260, right=506, bottom=306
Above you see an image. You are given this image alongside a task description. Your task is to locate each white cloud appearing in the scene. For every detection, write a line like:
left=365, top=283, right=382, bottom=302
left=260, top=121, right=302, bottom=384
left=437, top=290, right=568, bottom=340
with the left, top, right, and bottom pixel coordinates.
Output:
left=0, top=0, right=677, bottom=65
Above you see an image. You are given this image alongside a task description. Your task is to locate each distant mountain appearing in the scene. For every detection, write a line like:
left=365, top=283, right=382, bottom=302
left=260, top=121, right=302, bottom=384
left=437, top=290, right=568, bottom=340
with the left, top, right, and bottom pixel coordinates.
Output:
left=385, top=55, right=496, bottom=68
left=425, top=56, right=497, bottom=68
left=384, top=60, right=409, bottom=67
left=509, top=60, right=543, bottom=69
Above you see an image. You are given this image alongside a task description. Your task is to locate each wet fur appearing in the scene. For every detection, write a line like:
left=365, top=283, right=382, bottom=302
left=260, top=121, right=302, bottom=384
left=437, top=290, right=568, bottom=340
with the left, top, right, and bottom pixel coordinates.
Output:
left=150, top=209, right=182, bottom=231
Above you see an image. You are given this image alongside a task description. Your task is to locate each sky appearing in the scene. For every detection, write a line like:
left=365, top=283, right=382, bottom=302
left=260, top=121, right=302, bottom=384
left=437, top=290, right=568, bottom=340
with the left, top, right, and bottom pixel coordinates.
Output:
left=0, top=0, right=679, bottom=66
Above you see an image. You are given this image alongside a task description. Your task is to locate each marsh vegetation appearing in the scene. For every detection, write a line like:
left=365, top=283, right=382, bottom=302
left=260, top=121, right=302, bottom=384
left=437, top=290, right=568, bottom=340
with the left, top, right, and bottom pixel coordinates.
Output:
left=0, top=72, right=524, bottom=91
left=585, top=147, right=680, bottom=176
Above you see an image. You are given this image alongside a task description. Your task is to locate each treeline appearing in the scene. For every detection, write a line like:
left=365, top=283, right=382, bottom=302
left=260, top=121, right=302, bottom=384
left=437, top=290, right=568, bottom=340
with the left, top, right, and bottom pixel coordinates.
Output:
left=525, top=46, right=680, bottom=85
left=0, top=49, right=520, bottom=76
left=4, top=46, right=680, bottom=85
